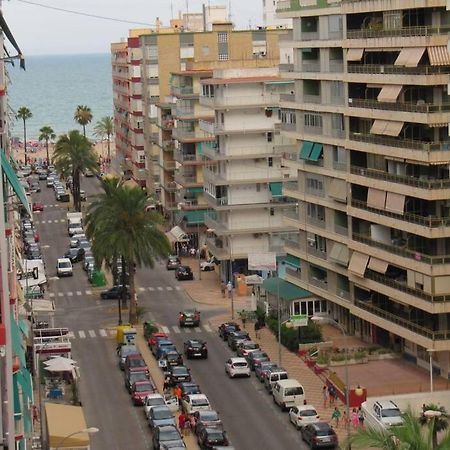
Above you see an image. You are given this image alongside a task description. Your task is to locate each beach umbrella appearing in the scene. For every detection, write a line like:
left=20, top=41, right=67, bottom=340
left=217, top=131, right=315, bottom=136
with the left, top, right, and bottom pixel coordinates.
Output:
left=47, top=355, right=77, bottom=364
left=44, top=359, right=78, bottom=372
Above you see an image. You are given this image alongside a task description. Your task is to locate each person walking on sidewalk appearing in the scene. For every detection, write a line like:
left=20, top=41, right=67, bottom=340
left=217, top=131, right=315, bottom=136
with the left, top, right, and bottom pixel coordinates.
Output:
left=328, top=385, right=336, bottom=407
left=254, top=321, right=261, bottom=339
left=322, top=385, right=329, bottom=408
left=220, top=281, right=226, bottom=298
left=331, top=406, right=341, bottom=428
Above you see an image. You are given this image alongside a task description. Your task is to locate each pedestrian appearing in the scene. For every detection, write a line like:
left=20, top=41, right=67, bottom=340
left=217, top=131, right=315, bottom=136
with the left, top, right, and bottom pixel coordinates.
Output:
left=174, top=385, right=182, bottom=408
left=351, top=408, right=359, bottom=428
left=254, top=321, right=261, bottom=339
left=178, top=412, right=186, bottom=433
left=342, top=410, right=349, bottom=428
left=331, top=406, right=341, bottom=428
left=241, top=311, right=247, bottom=329
left=227, top=281, right=233, bottom=298
left=322, top=385, right=328, bottom=408
left=163, top=376, right=171, bottom=394
left=220, top=281, right=226, bottom=298
left=358, top=406, right=365, bottom=428
left=328, top=385, right=336, bottom=407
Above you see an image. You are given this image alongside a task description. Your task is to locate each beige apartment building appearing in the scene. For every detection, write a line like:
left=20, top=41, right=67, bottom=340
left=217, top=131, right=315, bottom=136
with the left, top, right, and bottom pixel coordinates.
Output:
left=277, top=0, right=450, bottom=378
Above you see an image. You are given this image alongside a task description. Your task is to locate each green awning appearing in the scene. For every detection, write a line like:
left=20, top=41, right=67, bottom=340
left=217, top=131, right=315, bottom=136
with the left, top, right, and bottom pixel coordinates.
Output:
left=13, top=373, right=21, bottom=416
left=284, top=255, right=301, bottom=269
left=11, top=313, right=26, bottom=368
left=262, top=277, right=311, bottom=301
left=309, top=143, right=323, bottom=162
left=185, top=210, right=207, bottom=225
left=19, top=319, right=30, bottom=338
left=187, top=187, right=203, bottom=193
left=269, top=182, right=283, bottom=198
left=1, top=150, right=30, bottom=215
left=17, top=368, right=33, bottom=405
left=299, top=141, right=314, bottom=160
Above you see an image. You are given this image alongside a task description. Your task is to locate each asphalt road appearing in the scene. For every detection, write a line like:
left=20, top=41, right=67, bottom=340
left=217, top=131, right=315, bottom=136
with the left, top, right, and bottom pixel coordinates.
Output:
left=32, top=174, right=309, bottom=450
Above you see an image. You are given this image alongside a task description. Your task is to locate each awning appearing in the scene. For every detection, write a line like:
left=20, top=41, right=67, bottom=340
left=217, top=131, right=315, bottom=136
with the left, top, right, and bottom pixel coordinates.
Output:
left=427, top=46, right=450, bottom=66
left=269, top=182, right=283, bottom=198
left=384, top=121, right=404, bottom=136
left=45, top=403, right=91, bottom=449
left=348, top=252, right=370, bottom=277
left=0, top=13, right=25, bottom=69
left=367, top=188, right=386, bottom=210
left=367, top=256, right=389, bottom=274
left=299, top=141, right=314, bottom=160
left=377, top=85, right=402, bottom=103
left=17, top=367, right=33, bottom=406
left=347, top=48, right=364, bottom=61
left=370, top=120, right=388, bottom=135
left=328, top=242, right=349, bottom=266
left=166, top=225, right=190, bottom=243
left=1, top=150, right=31, bottom=215
left=262, top=277, right=311, bottom=301
left=186, top=186, right=204, bottom=193
left=11, top=312, right=26, bottom=368
left=184, top=210, right=206, bottom=225
left=384, top=192, right=405, bottom=214
left=328, top=178, right=347, bottom=202
left=309, top=143, right=323, bottom=162
left=284, top=254, right=301, bottom=269
left=394, top=47, right=425, bottom=67
left=13, top=373, right=21, bottom=416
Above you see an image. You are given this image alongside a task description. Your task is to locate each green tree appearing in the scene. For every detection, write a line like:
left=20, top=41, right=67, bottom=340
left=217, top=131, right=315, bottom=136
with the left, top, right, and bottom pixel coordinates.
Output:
left=85, top=178, right=171, bottom=324
left=53, top=130, right=98, bottom=212
left=38, top=126, right=56, bottom=167
left=419, top=404, right=449, bottom=449
left=16, top=107, right=32, bottom=165
left=74, top=105, right=93, bottom=137
left=93, top=116, right=114, bottom=160
left=349, top=408, right=450, bottom=450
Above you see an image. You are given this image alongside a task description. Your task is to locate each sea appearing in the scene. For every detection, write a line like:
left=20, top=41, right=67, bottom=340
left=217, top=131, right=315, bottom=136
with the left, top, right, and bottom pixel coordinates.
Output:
left=8, top=53, right=113, bottom=141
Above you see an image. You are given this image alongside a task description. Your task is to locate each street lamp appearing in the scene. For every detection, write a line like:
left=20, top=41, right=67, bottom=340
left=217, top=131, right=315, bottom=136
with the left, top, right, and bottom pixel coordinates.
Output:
left=311, top=316, right=350, bottom=449
left=427, top=348, right=435, bottom=392
left=55, top=427, right=99, bottom=450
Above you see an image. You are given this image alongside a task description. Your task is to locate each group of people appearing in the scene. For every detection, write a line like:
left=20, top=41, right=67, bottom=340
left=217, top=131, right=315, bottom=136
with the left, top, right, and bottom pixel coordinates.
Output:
left=323, top=385, right=365, bottom=428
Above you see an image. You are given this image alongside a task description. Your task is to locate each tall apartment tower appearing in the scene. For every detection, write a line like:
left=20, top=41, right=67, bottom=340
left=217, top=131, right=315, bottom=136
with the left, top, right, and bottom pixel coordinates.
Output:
left=263, top=0, right=292, bottom=28
left=277, top=0, right=450, bottom=378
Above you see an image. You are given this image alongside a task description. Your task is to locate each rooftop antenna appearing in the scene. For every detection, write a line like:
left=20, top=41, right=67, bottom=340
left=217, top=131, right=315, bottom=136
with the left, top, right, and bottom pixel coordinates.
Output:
left=170, top=0, right=174, bottom=19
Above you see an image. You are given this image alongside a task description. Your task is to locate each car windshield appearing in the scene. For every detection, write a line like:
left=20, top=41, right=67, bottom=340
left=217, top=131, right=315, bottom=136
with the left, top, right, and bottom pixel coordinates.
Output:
left=301, top=409, right=318, bottom=417
left=233, top=362, right=248, bottom=368
left=245, top=343, right=258, bottom=349
left=129, top=373, right=147, bottom=383
left=130, top=359, right=146, bottom=368
left=58, top=261, right=71, bottom=268
left=172, top=367, right=188, bottom=375
left=316, top=427, right=333, bottom=437
left=207, top=431, right=225, bottom=441
left=153, top=408, right=172, bottom=419
left=192, top=399, right=209, bottom=406
left=382, top=409, right=401, bottom=418
left=251, top=352, right=267, bottom=359
left=285, top=387, right=304, bottom=396
left=135, top=382, right=152, bottom=392
left=121, top=346, right=137, bottom=356
left=148, top=397, right=165, bottom=407
left=200, top=411, right=219, bottom=421
left=160, top=430, right=180, bottom=441
left=190, top=342, right=202, bottom=348
left=183, top=385, right=200, bottom=394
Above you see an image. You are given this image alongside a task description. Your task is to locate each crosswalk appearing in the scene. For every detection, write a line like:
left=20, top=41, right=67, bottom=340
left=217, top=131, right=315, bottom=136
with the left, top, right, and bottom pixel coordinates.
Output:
left=35, top=218, right=66, bottom=224
left=48, top=286, right=181, bottom=298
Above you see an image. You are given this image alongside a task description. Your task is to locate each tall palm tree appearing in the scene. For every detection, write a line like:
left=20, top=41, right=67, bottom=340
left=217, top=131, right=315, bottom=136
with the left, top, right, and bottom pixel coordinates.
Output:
left=93, top=116, right=114, bottom=160
left=419, top=404, right=449, bottom=449
left=38, top=125, right=56, bottom=167
left=53, top=130, right=98, bottom=212
left=85, top=178, right=171, bottom=324
left=74, top=105, right=93, bottom=137
left=349, top=408, right=450, bottom=450
left=16, top=107, right=32, bottom=165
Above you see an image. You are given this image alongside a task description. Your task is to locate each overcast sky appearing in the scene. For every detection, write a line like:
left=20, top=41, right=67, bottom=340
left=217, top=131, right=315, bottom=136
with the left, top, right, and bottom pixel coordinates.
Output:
left=3, top=0, right=264, bottom=56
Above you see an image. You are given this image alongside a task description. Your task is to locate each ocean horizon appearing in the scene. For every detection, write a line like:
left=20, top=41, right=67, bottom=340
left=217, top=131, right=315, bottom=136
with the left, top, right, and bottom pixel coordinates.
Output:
left=8, top=53, right=113, bottom=140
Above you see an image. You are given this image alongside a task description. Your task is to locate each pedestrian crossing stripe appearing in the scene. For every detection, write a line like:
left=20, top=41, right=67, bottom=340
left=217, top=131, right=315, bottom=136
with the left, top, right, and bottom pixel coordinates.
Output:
left=99, top=329, right=107, bottom=337
left=68, top=331, right=75, bottom=339
left=157, top=287, right=163, bottom=291
left=203, top=324, right=212, bottom=333
left=49, top=293, right=55, bottom=298
left=166, top=287, right=173, bottom=291
left=184, top=328, right=191, bottom=334
left=161, top=326, right=170, bottom=334
left=76, top=291, right=82, bottom=296
left=88, top=330, right=96, bottom=338
left=78, top=330, right=86, bottom=339
left=172, top=326, right=181, bottom=334
left=148, top=287, right=155, bottom=291
left=57, top=292, right=63, bottom=297
left=67, top=291, right=73, bottom=296
left=85, top=290, right=92, bottom=295
left=138, top=287, right=146, bottom=292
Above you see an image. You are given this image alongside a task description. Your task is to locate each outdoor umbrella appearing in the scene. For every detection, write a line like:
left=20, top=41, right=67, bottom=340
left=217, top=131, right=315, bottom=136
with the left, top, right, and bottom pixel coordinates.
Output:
left=44, top=359, right=77, bottom=372
left=47, top=356, right=77, bottom=365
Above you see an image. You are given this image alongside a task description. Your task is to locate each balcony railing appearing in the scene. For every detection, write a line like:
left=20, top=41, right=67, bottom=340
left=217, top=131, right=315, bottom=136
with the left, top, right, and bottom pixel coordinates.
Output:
left=161, top=140, right=175, bottom=152
left=352, top=232, right=450, bottom=265
left=163, top=181, right=178, bottom=192
left=351, top=199, right=450, bottom=228
left=347, top=64, right=450, bottom=76
left=161, top=160, right=176, bottom=171
left=355, top=300, right=450, bottom=340
left=349, top=132, right=450, bottom=152
left=280, top=93, right=295, bottom=102
left=173, top=149, right=199, bottom=163
left=279, top=63, right=294, bottom=73
left=364, top=269, right=450, bottom=304
left=350, top=165, right=450, bottom=190
left=348, top=98, right=450, bottom=114
left=171, top=85, right=195, bottom=97
left=174, top=171, right=199, bottom=185
left=202, top=93, right=280, bottom=107
left=346, top=25, right=450, bottom=40
left=303, top=94, right=322, bottom=104
left=302, top=62, right=321, bottom=73
left=174, top=107, right=194, bottom=117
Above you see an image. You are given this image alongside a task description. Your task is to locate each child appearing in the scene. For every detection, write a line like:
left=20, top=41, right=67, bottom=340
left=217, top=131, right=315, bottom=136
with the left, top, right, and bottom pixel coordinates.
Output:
left=331, top=406, right=341, bottom=428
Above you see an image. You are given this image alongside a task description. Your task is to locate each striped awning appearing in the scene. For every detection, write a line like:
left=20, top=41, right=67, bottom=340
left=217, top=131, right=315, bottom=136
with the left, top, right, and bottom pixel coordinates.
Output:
left=395, top=47, right=425, bottom=67
left=427, top=46, right=450, bottom=66
left=377, top=85, right=402, bottom=103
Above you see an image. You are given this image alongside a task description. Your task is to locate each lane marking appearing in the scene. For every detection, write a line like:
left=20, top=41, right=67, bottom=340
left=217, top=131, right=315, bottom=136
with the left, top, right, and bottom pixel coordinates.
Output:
left=99, top=329, right=107, bottom=337
left=68, top=331, right=75, bottom=339
left=76, top=291, right=82, bottom=296
left=67, top=291, right=73, bottom=296
left=161, top=326, right=170, bottom=334
left=49, top=293, right=55, bottom=298
left=166, top=286, right=173, bottom=291
left=78, top=330, right=86, bottom=339
left=172, top=326, right=181, bottom=334
left=157, top=287, right=163, bottom=291
left=203, top=324, right=212, bottom=333
left=148, top=287, right=155, bottom=291
left=88, top=330, right=96, bottom=338
left=85, top=290, right=92, bottom=295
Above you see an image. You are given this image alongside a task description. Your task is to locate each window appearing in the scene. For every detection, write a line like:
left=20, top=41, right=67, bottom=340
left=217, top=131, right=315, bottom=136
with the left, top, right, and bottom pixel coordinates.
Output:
left=218, top=32, right=228, bottom=43
left=220, top=113, right=225, bottom=124
left=306, top=178, right=324, bottom=191
left=307, top=203, right=325, bottom=220
left=256, top=183, right=261, bottom=192
left=328, top=15, right=343, bottom=33
left=218, top=32, right=229, bottom=61
left=331, top=81, right=343, bottom=98
left=304, top=113, right=322, bottom=128
left=270, top=207, right=274, bottom=216
left=267, top=132, right=273, bottom=142
left=219, top=53, right=229, bottom=61
left=331, top=113, right=344, bottom=131
left=268, top=157, right=273, bottom=167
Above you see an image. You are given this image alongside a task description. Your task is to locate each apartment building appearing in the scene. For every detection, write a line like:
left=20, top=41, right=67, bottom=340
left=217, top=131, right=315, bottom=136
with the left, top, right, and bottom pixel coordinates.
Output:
left=263, top=0, right=292, bottom=28
left=277, top=0, right=450, bottom=378
left=200, top=67, right=298, bottom=281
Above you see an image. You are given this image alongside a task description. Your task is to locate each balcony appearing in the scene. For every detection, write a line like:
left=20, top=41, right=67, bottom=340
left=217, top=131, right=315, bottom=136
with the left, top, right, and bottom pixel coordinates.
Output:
left=172, top=127, right=215, bottom=143
left=171, top=85, right=197, bottom=98
left=203, top=166, right=290, bottom=185
left=277, top=0, right=339, bottom=12
left=160, top=160, right=176, bottom=171
left=348, top=98, right=450, bottom=114
left=279, top=63, right=294, bottom=73
left=302, top=62, right=321, bottom=73
left=350, top=165, right=450, bottom=190
left=159, top=117, right=174, bottom=130
left=203, top=142, right=288, bottom=161
left=200, top=93, right=280, bottom=109
left=161, top=140, right=175, bottom=152
left=162, top=181, right=178, bottom=193
left=285, top=239, right=327, bottom=261
left=347, top=64, right=450, bottom=76
left=346, top=25, right=450, bottom=40
left=174, top=106, right=194, bottom=118
left=352, top=232, right=450, bottom=265
left=174, top=170, right=202, bottom=187
left=173, top=149, right=201, bottom=164
left=280, top=93, right=295, bottom=103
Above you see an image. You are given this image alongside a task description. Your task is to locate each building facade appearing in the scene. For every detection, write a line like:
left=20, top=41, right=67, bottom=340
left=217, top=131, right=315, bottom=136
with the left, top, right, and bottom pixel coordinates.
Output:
left=277, top=0, right=450, bottom=378
left=263, top=0, right=292, bottom=28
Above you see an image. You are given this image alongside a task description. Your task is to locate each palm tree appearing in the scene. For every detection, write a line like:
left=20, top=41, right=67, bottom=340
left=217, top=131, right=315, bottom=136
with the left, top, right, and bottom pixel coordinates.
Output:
left=53, top=130, right=98, bottom=212
left=419, top=404, right=449, bottom=449
left=74, top=105, right=93, bottom=137
left=93, top=116, right=114, bottom=160
left=349, top=408, right=450, bottom=450
left=38, top=126, right=56, bottom=167
left=16, top=107, right=32, bottom=165
left=85, top=178, right=171, bottom=324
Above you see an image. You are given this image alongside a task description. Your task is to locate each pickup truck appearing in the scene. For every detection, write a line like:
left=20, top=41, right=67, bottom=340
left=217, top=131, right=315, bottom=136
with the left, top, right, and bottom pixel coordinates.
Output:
left=361, top=399, right=404, bottom=432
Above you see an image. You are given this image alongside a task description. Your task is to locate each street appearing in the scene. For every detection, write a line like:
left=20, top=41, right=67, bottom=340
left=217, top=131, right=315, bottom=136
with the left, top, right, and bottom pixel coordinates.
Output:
left=33, top=174, right=308, bottom=450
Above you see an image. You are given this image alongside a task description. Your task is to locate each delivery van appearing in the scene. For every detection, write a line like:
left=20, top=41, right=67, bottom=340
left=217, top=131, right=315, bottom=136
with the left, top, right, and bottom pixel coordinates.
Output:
left=272, top=379, right=305, bottom=411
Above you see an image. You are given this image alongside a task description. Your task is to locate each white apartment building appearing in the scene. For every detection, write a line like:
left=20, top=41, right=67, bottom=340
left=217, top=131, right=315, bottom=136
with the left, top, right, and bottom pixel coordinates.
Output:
left=263, top=0, right=292, bottom=28
left=277, top=0, right=450, bottom=378
left=200, top=68, right=298, bottom=280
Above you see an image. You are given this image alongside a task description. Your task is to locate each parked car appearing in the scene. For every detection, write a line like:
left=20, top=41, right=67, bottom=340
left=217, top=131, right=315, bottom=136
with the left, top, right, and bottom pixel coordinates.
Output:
left=300, top=422, right=338, bottom=449
left=218, top=322, right=240, bottom=341
left=124, top=354, right=148, bottom=376
left=175, top=265, right=193, bottom=281
left=38, top=171, right=47, bottom=180
left=166, top=255, right=181, bottom=270
left=147, top=405, right=176, bottom=429
left=177, top=382, right=201, bottom=397
left=272, top=379, right=305, bottom=411
left=46, top=176, right=55, bottom=187
left=247, top=351, right=270, bottom=370
left=83, top=256, right=95, bottom=271
left=255, top=361, right=277, bottom=383
left=153, top=340, right=176, bottom=359
left=152, top=425, right=185, bottom=450
left=80, top=190, right=87, bottom=201
left=100, top=285, right=130, bottom=300
left=118, top=344, right=139, bottom=370
left=167, top=365, right=191, bottom=386
left=148, top=332, right=169, bottom=349
left=197, top=427, right=229, bottom=449
left=181, top=394, right=211, bottom=414
left=179, top=309, right=200, bottom=327
left=30, top=182, right=41, bottom=193
left=192, top=410, right=222, bottom=434
left=159, top=351, right=183, bottom=372
left=289, top=405, right=321, bottom=429
left=32, top=202, right=44, bottom=212
left=144, top=393, right=167, bottom=419
left=26, top=244, right=42, bottom=260
left=184, top=339, right=207, bottom=359
left=124, top=369, right=148, bottom=393
left=64, top=247, right=84, bottom=263
left=236, top=341, right=260, bottom=358
left=264, top=368, right=289, bottom=393
left=131, top=380, right=155, bottom=406
left=227, top=330, right=250, bottom=351
left=199, top=260, right=215, bottom=271
left=70, top=233, right=86, bottom=248
left=225, top=357, right=251, bottom=378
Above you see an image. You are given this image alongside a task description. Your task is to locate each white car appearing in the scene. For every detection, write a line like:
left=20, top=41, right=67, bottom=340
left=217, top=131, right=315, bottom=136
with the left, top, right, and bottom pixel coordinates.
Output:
left=289, top=404, right=320, bottom=429
left=70, top=234, right=86, bottom=248
left=68, top=226, right=84, bottom=237
left=56, top=258, right=73, bottom=277
left=225, top=357, right=251, bottom=378
left=181, top=394, right=211, bottom=414
left=200, top=260, right=215, bottom=272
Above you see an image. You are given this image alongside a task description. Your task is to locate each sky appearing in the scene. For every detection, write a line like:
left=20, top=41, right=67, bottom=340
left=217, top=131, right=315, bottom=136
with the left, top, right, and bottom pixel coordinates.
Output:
left=3, top=0, right=264, bottom=56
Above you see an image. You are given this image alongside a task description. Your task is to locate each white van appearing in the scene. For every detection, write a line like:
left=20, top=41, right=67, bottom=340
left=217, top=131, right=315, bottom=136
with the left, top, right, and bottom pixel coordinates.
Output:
left=57, top=258, right=73, bottom=277
left=272, top=379, right=305, bottom=411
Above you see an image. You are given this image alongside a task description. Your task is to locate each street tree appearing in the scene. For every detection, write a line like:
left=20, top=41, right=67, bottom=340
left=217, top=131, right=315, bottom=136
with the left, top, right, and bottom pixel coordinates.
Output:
left=74, top=105, right=93, bottom=137
left=85, top=177, right=171, bottom=324
left=418, top=404, right=449, bottom=449
left=93, top=116, right=114, bottom=160
left=16, top=106, right=32, bottom=165
left=38, top=125, right=56, bottom=166
left=53, top=130, right=97, bottom=212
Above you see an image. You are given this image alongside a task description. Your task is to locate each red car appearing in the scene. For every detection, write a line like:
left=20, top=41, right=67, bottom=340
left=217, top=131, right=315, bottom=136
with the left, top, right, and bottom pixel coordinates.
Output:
left=32, top=202, right=44, bottom=212
left=147, top=331, right=168, bottom=348
left=131, top=380, right=155, bottom=406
